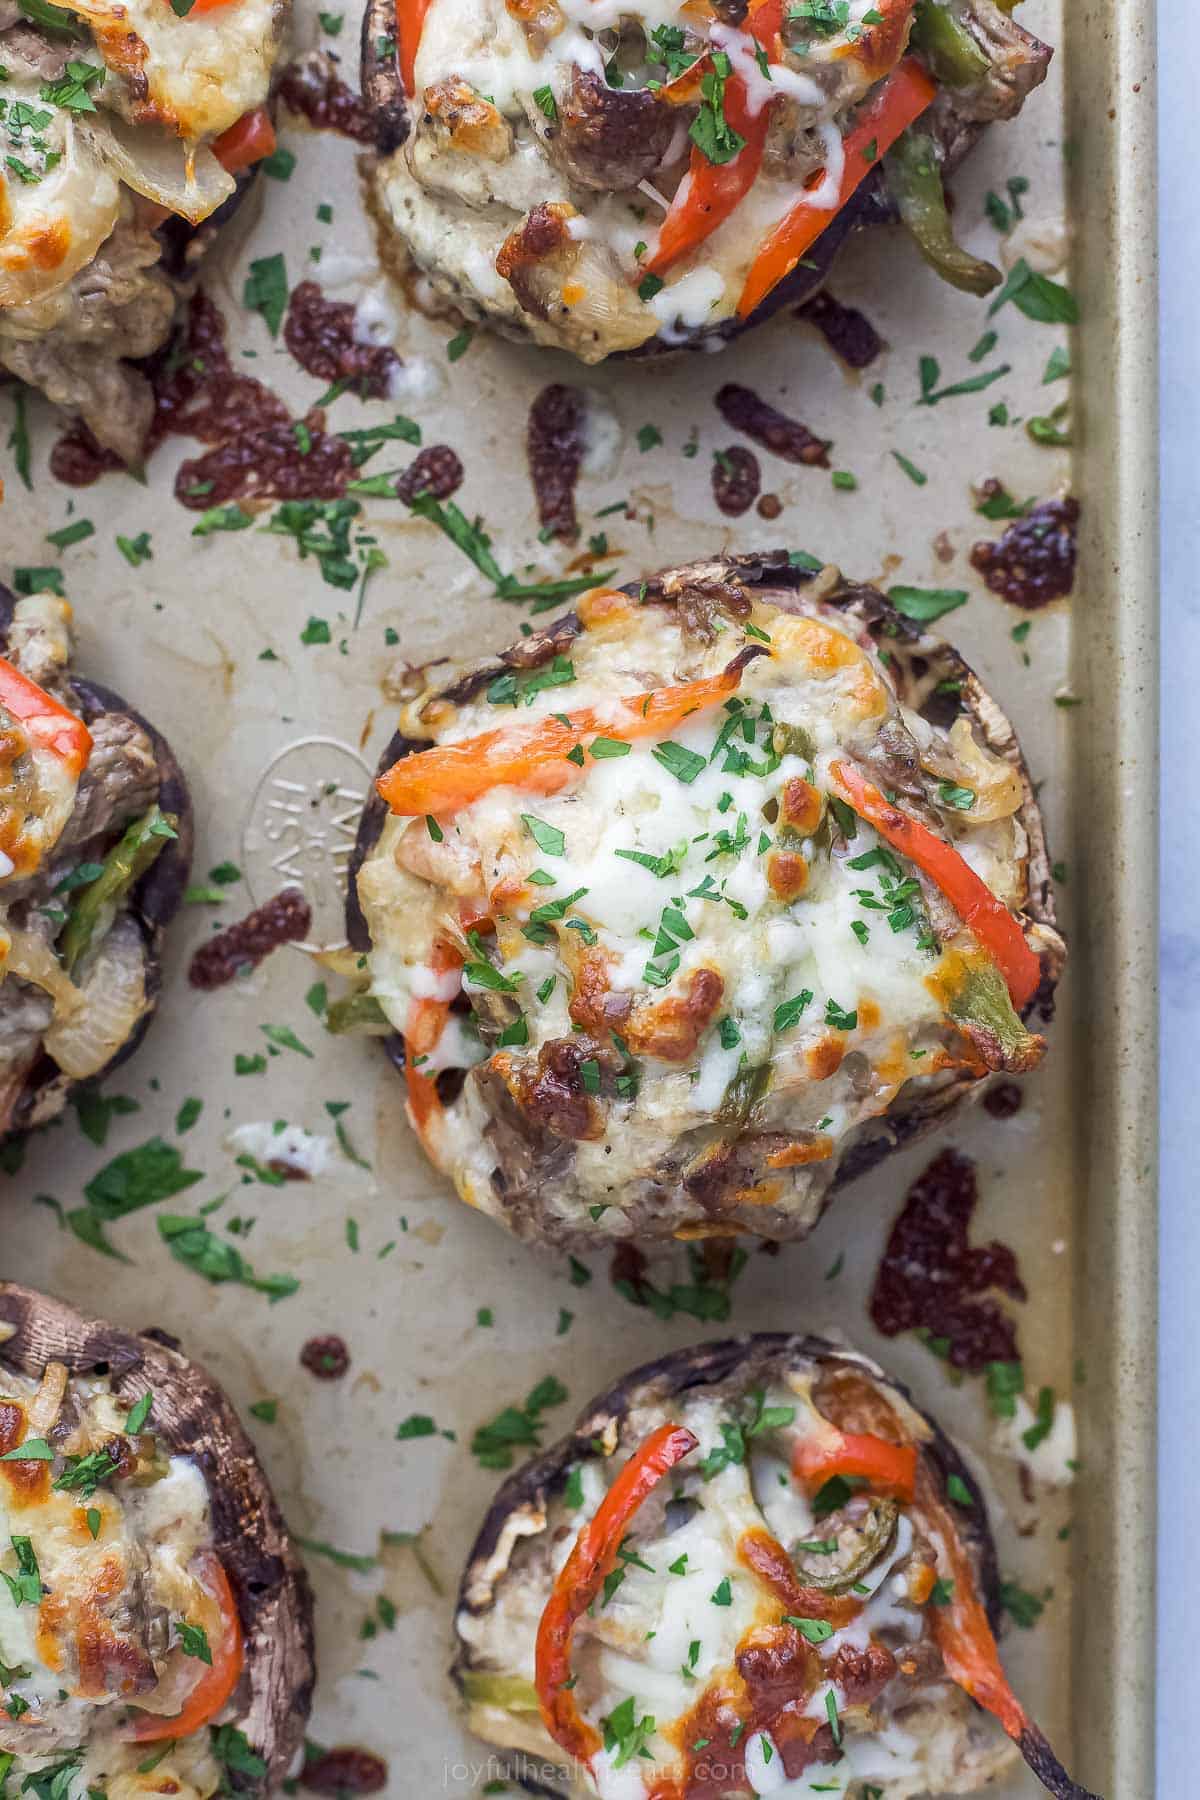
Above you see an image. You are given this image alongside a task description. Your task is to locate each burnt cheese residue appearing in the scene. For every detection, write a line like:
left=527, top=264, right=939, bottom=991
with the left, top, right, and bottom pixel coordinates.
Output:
left=189, top=887, right=313, bottom=989
left=395, top=444, right=464, bottom=504
left=301, top=1748, right=388, bottom=1795
left=983, top=1079, right=1024, bottom=1119
left=278, top=53, right=376, bottom=142
left=969, top=495, right=1080, bottom=608
left=300, top=1335, right=351, bottom=1379
left=284, top=281, right=402, bottom=399
left=715, top=383, right=831, bottom=468
left=53, top=290, right=371, bottom=504
left=177, top=416, right=353, bottom=507
left=712, top=445, right=761, bottom=517
left=796, top=290, right=884, bottom=369
left=526, top=383, right=586, bottom=541
left=870, top=1147, right=1026, bottom=1370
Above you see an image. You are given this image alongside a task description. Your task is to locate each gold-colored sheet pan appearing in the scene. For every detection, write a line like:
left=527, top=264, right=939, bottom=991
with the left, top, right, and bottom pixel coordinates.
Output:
left=0, top=0, right=1157, bottom=1791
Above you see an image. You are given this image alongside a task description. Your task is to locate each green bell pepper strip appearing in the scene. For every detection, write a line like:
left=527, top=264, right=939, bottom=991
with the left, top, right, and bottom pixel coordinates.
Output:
left=946, top=962, right=1043, bottom=1073
left=324, top=992, right=391, bottom=1036
left=910, top=0, right=989, bottom=86
left=460, top=1672, right=541, bottom=1712
left=59, top=806, right=177, bottom=976
left=885, top=130, right=1002, bottom=297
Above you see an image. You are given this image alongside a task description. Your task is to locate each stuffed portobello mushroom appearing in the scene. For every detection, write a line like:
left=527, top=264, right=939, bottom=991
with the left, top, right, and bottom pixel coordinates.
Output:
left=0, top=0, right=286, bottom=462
left=0, top=581, right=192, bottom=1140
left=348, top=552, right=1063, bottom=1250
left=453, top=1335, right=1093, bottom=1799
left=0, top=1282, right=315, bottom=1799
left=359, top=0, right=1050, bottom=360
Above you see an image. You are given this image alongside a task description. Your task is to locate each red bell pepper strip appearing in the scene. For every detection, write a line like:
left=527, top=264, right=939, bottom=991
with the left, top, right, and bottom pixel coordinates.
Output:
left=377, top=665, right=749, bottom=819
left=397, top=0, right=433, bottom=94
left=918, top=1470, right=1098, bottom=1797
left=737, top=56, right=936, bottom=317
left=404, top=938, right=463, bottom=1136
left=128, top=1554, right=244, bottom=1741
left=0, top=658, right=91, bottom=778
left=793, top=1427, right=917, bottom=1500
left=212, top=108, right=277, bottom=174
left=829, top=758, right=1042, bottom=1010
left=535, top=1422, right=699, bottom=1765
left=644, top=0, right=783, bottom=280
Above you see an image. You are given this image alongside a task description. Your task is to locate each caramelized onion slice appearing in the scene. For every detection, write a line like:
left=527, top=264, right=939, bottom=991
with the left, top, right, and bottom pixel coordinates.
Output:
left=80, top=116, right=235, bottom=225
left=43, top=914, right=148, bottom=1079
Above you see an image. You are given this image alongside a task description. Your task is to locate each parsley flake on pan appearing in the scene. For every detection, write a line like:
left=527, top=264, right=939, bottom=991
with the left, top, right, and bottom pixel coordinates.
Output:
left=471, top=1377, right=569, bottom=1470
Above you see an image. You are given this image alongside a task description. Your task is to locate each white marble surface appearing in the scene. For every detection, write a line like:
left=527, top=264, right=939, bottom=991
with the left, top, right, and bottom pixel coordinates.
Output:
left=1158, top=0, right=1192, bottom=1790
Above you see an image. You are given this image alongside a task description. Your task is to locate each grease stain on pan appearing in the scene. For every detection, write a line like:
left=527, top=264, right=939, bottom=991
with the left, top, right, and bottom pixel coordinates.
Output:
left=242, top=736, right=370, bottom=950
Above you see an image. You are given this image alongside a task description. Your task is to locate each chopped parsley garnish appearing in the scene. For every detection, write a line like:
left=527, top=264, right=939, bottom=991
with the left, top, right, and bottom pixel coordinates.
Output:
left=918, top=352, right=1011, bottom=406
left=39, top=59, right=103, bottom=109
left=614, top=842, right=688, bottom=879
left=46, top=517, right=93, bottom=550
left=116, top=530, right=153, bottom=567
left=710, top=1576, right=733, bottom=1606
left=1, top=1537, right=42, bottom=1606
left=999, top=1579, right=1046, bottom=1628
left=179, top=1620, right=212, bottom=1664
left=891, top=450, right=928, bottom=486
left=532, top=83, right=557, bottom=121
left=1021, top=1385, right=1056, bottom=1452
left=937, top=781, right=976, bottom=811
left=157, top=1216, right=299, bottom=1302
left=773, top=990, right=813, bottom=1033
left=126, top=1390, right=153, bottom=1434
left=988, top=257, right=1078, bottom=324
left=0, top=1439, right=52, bottom=1462
left=651, top=741, right=706, bottom=784
left=488, top=656, right=575, bottom=708
left=946, top=1473, right=975, bottom=1507
left=783, top=1615, right=833, bottom=1643
left=261, top=1023, right=312, bottom=1058
left=812, top=1473, right=866, bottom=1517
left=471, top=1376, right=568, bottom=1470
left=977, top=483, right=1032, bottom=521
left=887, top=585, right=968, bottom=623
left=788, top=0, right=850, bottom=36
left=986, top=1359, right=1025, bottom=1419
left=405, top=490, right=613, bottom=610
left=521, top=813, right=564, bottom=853
left=242, top=253, right=289, bottom=337
left=1043, top=344, right=1071, bottom=383
left=396, top=1414, right=438, bottom=1439
left=601, top=1696, right=656, bottom=1769
left=689, top=53, right=746, bottom=165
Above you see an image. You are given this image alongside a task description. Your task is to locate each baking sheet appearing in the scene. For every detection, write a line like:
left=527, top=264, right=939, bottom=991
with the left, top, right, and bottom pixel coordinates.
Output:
left=0, top=0, right=1157, bottom=1792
